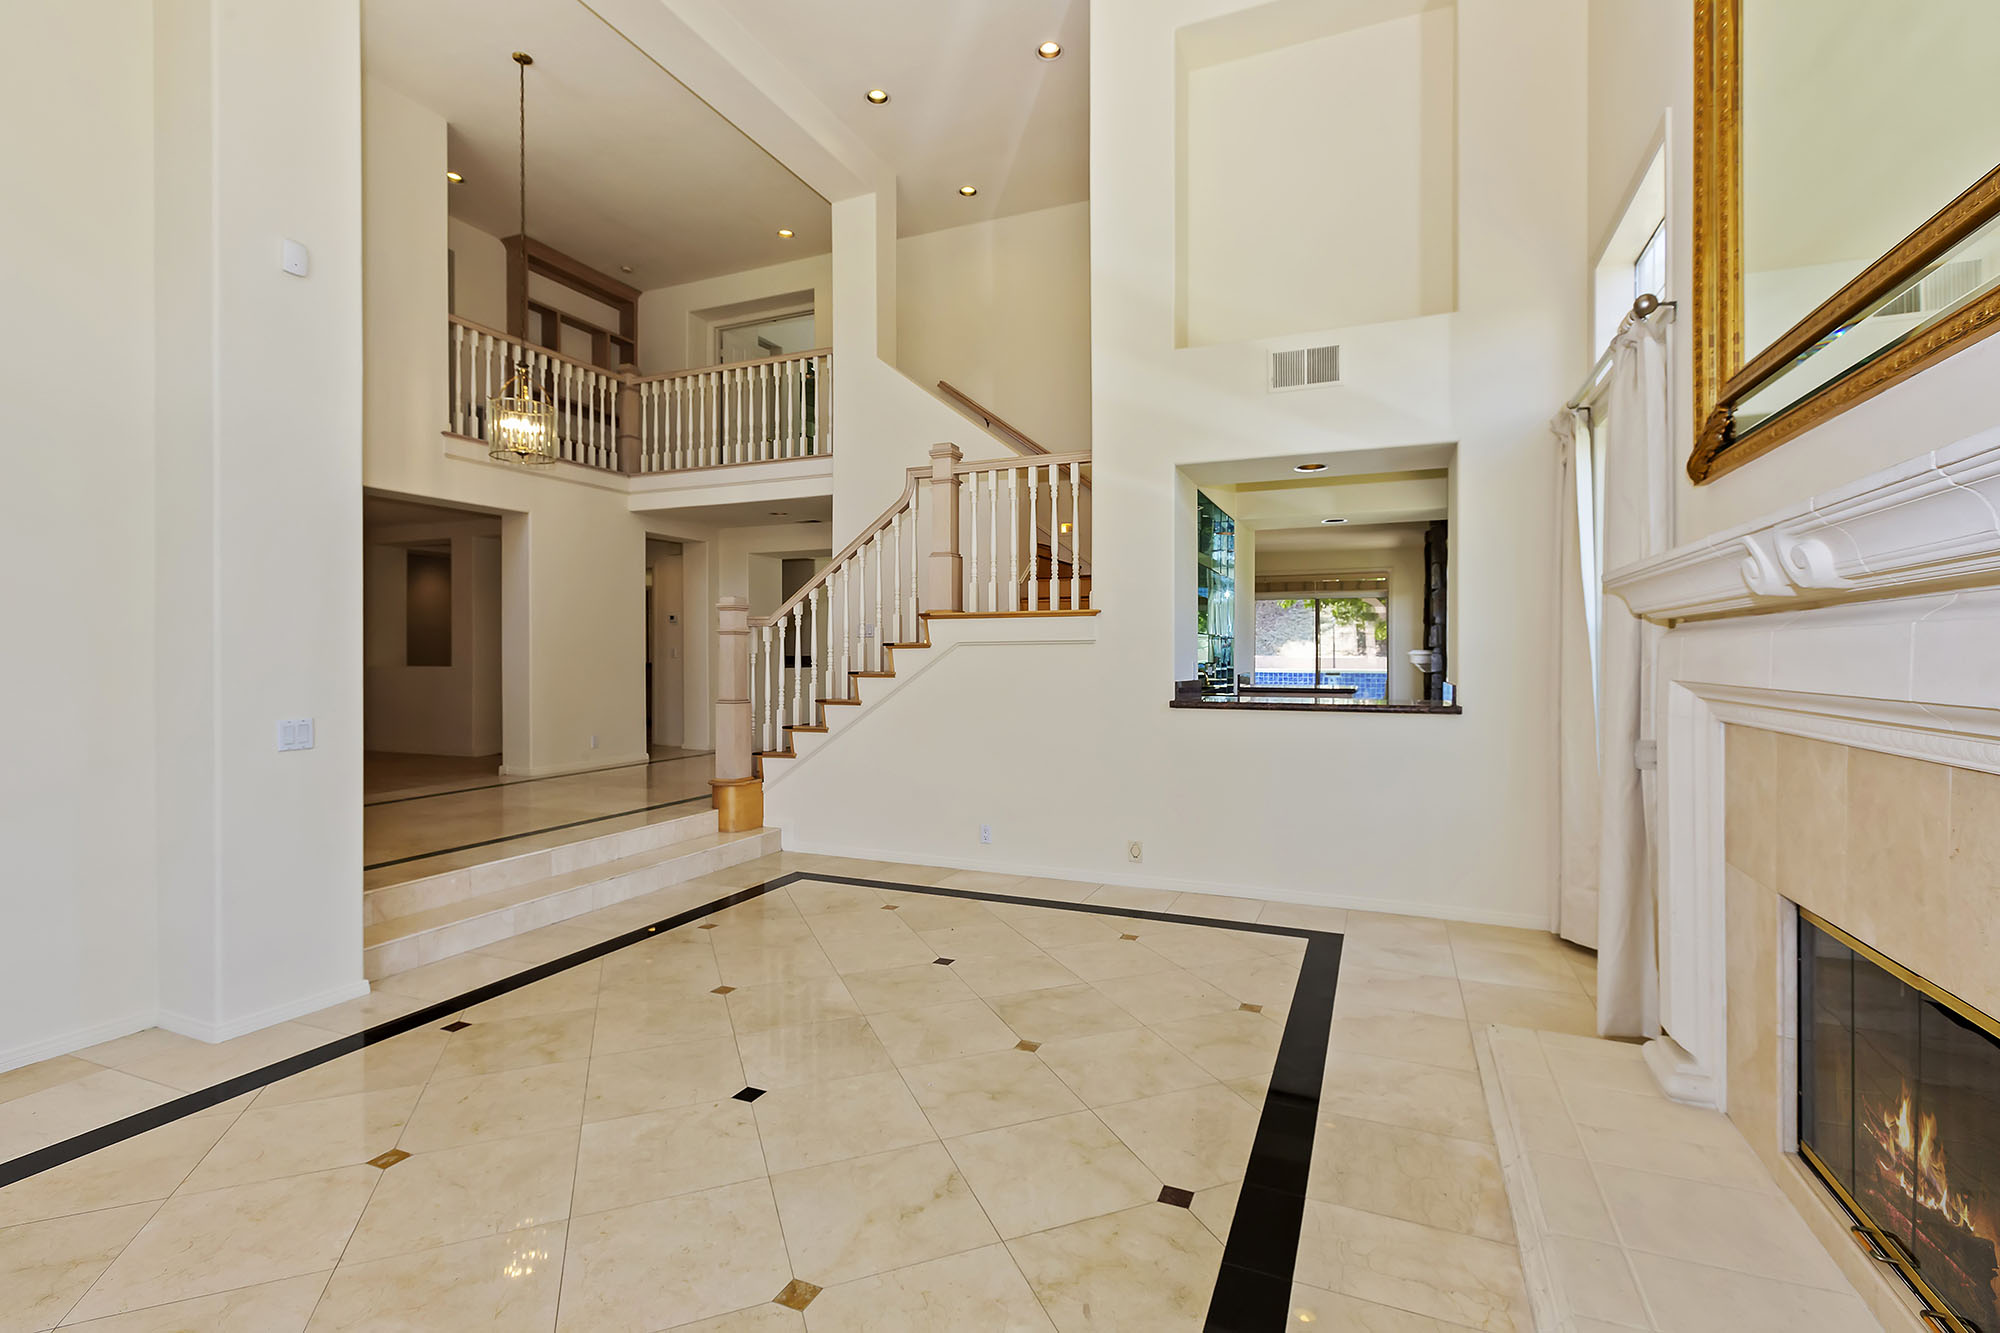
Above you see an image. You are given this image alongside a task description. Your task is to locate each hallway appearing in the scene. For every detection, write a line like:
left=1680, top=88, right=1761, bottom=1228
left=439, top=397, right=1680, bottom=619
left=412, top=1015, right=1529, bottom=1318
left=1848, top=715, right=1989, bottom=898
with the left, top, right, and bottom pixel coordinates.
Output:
left=363, top=751, right=716, bottom=889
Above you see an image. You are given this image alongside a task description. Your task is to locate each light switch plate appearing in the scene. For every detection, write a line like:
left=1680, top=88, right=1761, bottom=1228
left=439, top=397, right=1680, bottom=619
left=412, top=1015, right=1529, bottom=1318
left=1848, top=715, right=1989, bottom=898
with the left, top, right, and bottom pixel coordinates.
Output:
left=277, top=718, right=316, bottom=751
left=281, top=239, right=310, bottom=277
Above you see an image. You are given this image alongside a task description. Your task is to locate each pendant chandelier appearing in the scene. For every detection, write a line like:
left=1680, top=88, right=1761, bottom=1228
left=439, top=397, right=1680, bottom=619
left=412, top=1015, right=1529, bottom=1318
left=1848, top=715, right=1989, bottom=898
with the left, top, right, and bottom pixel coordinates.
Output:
left=488, top=50, right=557, bottom=465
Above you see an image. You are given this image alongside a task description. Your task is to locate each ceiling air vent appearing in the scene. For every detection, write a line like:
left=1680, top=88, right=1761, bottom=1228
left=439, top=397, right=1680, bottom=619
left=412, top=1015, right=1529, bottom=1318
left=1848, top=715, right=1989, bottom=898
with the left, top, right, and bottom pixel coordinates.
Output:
left=1270, top=344, right=1340, bottom=392
left=1877, top=258, right=1985, bottom=319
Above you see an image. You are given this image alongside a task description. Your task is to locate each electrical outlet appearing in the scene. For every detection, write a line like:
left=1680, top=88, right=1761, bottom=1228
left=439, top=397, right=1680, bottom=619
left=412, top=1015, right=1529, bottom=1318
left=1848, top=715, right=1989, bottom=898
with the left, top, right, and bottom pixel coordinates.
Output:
left=1127, top=840, right=1143, bottom=863
left=276, top=718, right=316, bottom=752
left=979, top=824, right=992, bottom=845
left=590, top=735, right=599, bottom=749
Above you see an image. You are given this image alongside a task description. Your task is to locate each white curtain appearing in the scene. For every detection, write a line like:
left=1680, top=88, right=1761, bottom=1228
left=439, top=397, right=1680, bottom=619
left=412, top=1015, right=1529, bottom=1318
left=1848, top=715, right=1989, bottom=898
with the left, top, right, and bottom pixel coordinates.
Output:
left=1592, top=315, right=1671, bottom=1039
left=1551, top=409, right=1600, bottom=949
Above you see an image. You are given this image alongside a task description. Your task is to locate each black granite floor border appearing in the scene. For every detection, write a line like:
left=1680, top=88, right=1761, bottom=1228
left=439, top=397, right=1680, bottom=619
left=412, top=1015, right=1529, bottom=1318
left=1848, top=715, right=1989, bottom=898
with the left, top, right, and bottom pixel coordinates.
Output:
left=0, top=870, right=1342, bottom=1330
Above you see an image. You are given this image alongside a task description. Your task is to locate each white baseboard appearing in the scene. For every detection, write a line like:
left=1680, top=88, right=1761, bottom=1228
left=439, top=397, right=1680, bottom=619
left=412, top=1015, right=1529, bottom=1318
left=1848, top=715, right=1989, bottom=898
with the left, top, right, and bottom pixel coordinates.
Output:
left=158, top=978, right=372, bottom=1046
left=498, top=752, right=654, bottom=780
left=0, top=1012, right=159, bottom=1077
left=775, top=833, right=1550, bottom=930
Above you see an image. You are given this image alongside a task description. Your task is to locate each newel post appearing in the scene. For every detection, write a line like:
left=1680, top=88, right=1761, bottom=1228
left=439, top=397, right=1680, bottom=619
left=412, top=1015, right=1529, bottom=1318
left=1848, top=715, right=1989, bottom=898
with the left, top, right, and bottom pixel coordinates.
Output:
left=709, top=595, right=763, bottom=832
left=926, top=442, right=964, bottom=613
left=617, top=367, right=642, bottom=474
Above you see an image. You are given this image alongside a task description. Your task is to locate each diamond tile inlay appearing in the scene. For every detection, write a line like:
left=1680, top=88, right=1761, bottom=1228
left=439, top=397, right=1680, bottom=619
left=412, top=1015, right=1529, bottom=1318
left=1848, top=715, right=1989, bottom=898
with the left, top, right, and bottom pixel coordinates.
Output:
left=368, top=1149, right=411, bottom=1170
left=440, top=1020, right=471, bottom=1032
left=711, top=985, right=737, bottom=995
left=733, top=1086, right=767, bottom=1103
left=773, top=1278, right=822, bottom=1311
left=1120, top=934, right=1140, bottom=941
left=1016, top=1040, right=1042, bottom=1053
left=933, top=957, right=955, bottom=966
left=1158, top=1185, right=1195, bottom=1208
left=1239, top=1003, right=1263, bottom=1014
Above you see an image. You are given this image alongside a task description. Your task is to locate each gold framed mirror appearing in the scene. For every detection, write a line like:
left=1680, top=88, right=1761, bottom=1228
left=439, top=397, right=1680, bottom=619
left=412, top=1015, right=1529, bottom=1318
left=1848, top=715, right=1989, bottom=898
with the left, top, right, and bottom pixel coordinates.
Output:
left=1690, top=0, right=2000, bottom=484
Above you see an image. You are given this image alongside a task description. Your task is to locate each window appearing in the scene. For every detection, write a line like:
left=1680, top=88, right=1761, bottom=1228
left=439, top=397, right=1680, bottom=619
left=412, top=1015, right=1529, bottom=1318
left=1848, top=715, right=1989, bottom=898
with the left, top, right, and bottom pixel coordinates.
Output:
left=1254, top=592, right=1389, bottom=698
left=1633, top=219, right=1666, bottom=303
left=1195, top=495, right=1236, bottom=688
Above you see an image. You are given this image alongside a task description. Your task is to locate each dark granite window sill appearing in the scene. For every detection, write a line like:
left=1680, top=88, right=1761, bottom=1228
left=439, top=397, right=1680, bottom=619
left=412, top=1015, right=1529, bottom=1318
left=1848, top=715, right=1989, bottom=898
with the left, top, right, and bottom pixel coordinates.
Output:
left=1168, top=695, right=1462, bottom=714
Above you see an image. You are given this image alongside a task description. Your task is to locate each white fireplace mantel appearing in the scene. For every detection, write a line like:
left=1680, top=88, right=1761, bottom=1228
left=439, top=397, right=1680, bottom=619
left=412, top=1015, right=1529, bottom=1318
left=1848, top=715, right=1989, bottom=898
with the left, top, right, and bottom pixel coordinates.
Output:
left=1601, top=430, right=2000, bottom=1113
left=1607, top=425, right=2000, bottom=622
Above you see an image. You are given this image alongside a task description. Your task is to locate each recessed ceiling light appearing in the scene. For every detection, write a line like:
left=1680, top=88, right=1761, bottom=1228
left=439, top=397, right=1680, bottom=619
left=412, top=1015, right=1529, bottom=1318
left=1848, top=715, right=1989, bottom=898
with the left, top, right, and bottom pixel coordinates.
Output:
left=776, top=228, right=795, bottom=238
left=959, top=185, right=978, bottom=197
left=445, top=171, right=465, bottom=183
left=620, top=265, right=634, bottom=273
left=1037, top=41, right=1063, bottom=59
left=1321, top=517, right=1348, bottom=525
left=1293, top=462, right=1327, bottom=473
left=865, top=89, right=890, bottom=104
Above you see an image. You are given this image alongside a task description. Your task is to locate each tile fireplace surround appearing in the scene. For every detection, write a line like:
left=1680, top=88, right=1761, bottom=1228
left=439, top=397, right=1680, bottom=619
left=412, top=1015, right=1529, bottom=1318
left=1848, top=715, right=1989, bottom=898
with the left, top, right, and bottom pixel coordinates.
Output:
left=1607, top=426, right=2000, bottom=1333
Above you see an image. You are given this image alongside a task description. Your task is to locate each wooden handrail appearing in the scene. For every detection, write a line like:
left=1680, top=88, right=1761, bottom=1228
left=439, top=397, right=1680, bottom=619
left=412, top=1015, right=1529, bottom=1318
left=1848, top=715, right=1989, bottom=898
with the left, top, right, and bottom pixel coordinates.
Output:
left=751, top=465, right=927, bottom=630
left=936, top=382, right=1050, bottom=456
left=634, top=348, right=832, bottom=384
left=952, top=451, right=1093, bottom=475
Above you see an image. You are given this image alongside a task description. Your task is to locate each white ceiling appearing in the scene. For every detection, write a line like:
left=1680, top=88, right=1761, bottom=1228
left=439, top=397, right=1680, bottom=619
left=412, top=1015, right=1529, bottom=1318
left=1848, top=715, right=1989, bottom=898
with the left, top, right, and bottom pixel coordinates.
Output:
left=728, top=0, right=1091, bottom=236
left=362, top=0, right=831, bottom=289
left=1257, top=520, right=1429, bottom=553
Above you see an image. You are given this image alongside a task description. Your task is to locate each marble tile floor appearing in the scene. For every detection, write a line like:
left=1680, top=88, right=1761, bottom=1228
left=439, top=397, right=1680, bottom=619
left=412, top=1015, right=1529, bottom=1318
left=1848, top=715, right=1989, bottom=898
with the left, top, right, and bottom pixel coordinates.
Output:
left=1480, top=1025, right=1884, bottom=1333
left=0, top=854, right=1624, bottom=1331
left=364, top=752, right=719, bottom=889
left=365, top=749, right=712, bottom=803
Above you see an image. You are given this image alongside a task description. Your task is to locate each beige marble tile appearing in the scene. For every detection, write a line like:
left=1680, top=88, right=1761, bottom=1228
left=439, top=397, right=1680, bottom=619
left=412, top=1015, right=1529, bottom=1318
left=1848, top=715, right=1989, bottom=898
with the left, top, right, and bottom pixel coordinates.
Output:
left=1042, top=939, right=1178, bottom=982
left=474, top=922, right=608, bottom=965
left=68, top=1168, right=378, bottom=1322
left=1007, top=1202, right=1221, bottom=1331
left=1287, top=1283, right=1482, bottom=1330
left=661, top=1304, right=803, bottom=1333
left=1448, top=943, right=1583, bottom=995
left=1306, top=1114, right=1512, bottom=1243
left=1543, top=1235, right=1649, bottom=1328
left=181, top=1086, right=420, bottom=1191
left=913, top=921, right=1044, bottom=960
left=770, top=1141, right=998, bottom=1287
left=1006, top=876, right=1105, bottom=905
left=103, top=1023, right=330, bottom=1095
left=1845, top=745, right=1950, bottom=970
left=1459, top=982, right=1599, bottom=1038
left=1334, top=968, right=1468, bottom=1021
left=583, top=1035, right=744, bottom=1123
left=1724, top=724, right=1777, bottom=884
left=1629, top=1250, right=1882, bottom=1333
left=1091, top=969, right=1239, bottom=1024
left=1525, top=1151, right=1616, bottom=1242
left=557, top=1179, right=792, bottom=1332
left=1774, top=733, right=1850, bottom=927
left=344, top=1126, right=578, bottom=1263
left=1096, top=1084, right=1258, bottom=1192
left=1537, top=1037, right=1655, bottom=1095
left=985, top=904, right=1126, bottom=949
left=1948, top=764, right=2000, bottom=1019
left=590, top=991, right=735, bottom=1056
left=866, top=999, right=1021, bottom=1066
left=725, top=976, right=861, bottom=1034
left=371, top=951, right=528, bottom=1002
left=1255, top=901, right=1350, bottom=932
left=1035, top=1027, right=1216, bottom=1107
left=400, top=1061, right=588, bottom=1153
left=1573, top=1122, right=1769, bottom=1188
left=894, top=896, right=1017, bottom=934
left=309, top=1224, right=564, bottom=1330
left=0, top=1201, right=156, bottom=1333
left=789, top=879, right=896, bottom=913
left=1184, top=954, right=1302, bottom=1011
left=899, top=1047, right=1085, bottom=1138
left=61, top=1272, right=328, bottom=1332
left=1596, top=1165, right=1848, bottom=1289
left=1560, top=1082, right=1747, bottom=1150
left=735, top=1014, right=895, bottom=1090
left=840, top=962, right=981, bottom=1016
left=1152, top=1009, right=1285, bottom=1081
left=1328, top=1012, right=1477, bottom=1073
left=0, top=1068, right=184, bottom=1162
left=459, top=963, right=605, bottom=1023
left=753, top=1070, right=937, bottom=1173
left=805, top=1242, right=1055, bottom=1332
left=0, top=1055, right=105, bottom=1108
left=1167, top=891, right=1265, bottom=922
left=253, top=1029, right=448, bottom=1109
left=709, top=941, right=839, bottom=988
left=1317, top=1051, right=1496, bottom=1143
left=945, top=951, right=1086, bottom=997
left=1294, top=1201, right=1530, bottom=1333
left=1084, top=885, right=1180, bottom=912
left=986, top=984, right=1141, bottom=1044
left=573, top=1099, right=763, bottom=1215
left=1128, top=923, right=1268, bottom=970
left=945, top=1110, right=1161, bottom=1238
left=0, top=1109, right=233, bottom=1228
left=815, top=928, right=941, bottom=974
left=596, top=935, right=721, bottom=995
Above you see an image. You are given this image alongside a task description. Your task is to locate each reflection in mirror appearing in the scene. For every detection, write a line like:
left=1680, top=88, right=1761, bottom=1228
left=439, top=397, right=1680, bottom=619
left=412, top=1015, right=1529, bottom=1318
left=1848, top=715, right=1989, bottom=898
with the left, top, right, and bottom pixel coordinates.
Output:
left=1736, top=0, right=2000, bottom=432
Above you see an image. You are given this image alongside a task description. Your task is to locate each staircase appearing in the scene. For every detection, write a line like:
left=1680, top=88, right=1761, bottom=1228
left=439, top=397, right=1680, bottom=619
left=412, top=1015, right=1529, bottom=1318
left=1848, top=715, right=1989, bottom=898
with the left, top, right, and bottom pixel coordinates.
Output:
left=1023, top=543, right=1091, bottom=610
left=362, top=808, right=778, bottom=979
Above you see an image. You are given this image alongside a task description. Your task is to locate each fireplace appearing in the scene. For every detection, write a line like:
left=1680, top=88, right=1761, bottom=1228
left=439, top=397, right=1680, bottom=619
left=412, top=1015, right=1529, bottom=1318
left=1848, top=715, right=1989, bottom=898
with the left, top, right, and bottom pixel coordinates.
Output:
left=1799, top=910, right=2000, bottom=1333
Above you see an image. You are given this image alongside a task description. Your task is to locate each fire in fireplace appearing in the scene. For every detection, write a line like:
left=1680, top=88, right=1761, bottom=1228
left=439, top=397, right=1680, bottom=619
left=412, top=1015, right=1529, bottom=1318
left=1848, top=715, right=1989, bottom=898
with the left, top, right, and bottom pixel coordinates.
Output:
left=1800, top=911, right=2000, bottom=1333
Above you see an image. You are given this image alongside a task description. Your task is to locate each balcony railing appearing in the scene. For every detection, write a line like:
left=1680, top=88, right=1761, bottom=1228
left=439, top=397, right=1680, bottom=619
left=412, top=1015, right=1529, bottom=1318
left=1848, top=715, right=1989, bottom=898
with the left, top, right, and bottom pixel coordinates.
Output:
left=445, top=316, right=831, bottom=474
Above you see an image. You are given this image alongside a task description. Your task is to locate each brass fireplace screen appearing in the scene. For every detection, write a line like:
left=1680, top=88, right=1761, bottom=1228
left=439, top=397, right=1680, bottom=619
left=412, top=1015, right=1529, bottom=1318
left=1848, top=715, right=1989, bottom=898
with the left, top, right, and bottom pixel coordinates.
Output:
left=1799, top=908, right=2000, bottom=1333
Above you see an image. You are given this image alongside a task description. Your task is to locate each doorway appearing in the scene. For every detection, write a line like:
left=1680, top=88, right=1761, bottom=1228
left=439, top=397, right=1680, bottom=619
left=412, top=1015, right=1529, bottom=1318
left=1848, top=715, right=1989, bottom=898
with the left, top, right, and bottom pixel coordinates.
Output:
left=648, top=539, right=687, bottom=755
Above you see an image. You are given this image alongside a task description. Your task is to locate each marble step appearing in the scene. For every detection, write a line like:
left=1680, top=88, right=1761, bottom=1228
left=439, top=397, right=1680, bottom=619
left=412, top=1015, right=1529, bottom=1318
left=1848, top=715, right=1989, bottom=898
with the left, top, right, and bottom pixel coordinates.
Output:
left=365, top=808, right=723, bottom=926
left=363, top=825, right=781, bottom=980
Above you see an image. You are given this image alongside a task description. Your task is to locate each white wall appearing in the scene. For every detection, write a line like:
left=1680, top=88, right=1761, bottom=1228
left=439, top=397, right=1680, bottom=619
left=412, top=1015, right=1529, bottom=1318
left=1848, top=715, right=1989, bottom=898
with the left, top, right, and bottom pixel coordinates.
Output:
left=897, top=202, right=1094, bottom=455
left=447, top=215, right=507, bottom=330
left=149, top=0, right=368, bottom=1041
left=1182, top=7, right=1456, bottom=345
left=0, top=0, right=161, bottom=1065
left=638, top=253, right=834, bottom=376
left=364, top=525, right=504, bottom=756
left=772, top=0, right=1586, bottom=927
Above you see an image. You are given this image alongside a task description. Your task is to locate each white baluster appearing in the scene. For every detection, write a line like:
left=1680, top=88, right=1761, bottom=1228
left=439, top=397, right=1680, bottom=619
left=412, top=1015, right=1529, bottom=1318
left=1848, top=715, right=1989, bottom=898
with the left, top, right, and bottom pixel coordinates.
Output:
left=1027, top=463, right=1039, bottom=610
left=1068, top=460, right=1082, bottom=607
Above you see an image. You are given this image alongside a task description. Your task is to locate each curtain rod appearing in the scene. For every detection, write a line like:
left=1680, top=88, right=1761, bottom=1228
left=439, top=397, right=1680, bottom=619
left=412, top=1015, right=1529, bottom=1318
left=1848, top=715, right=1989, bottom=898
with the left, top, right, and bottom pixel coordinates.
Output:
left=1566, top=294, right=1677, bottom=413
